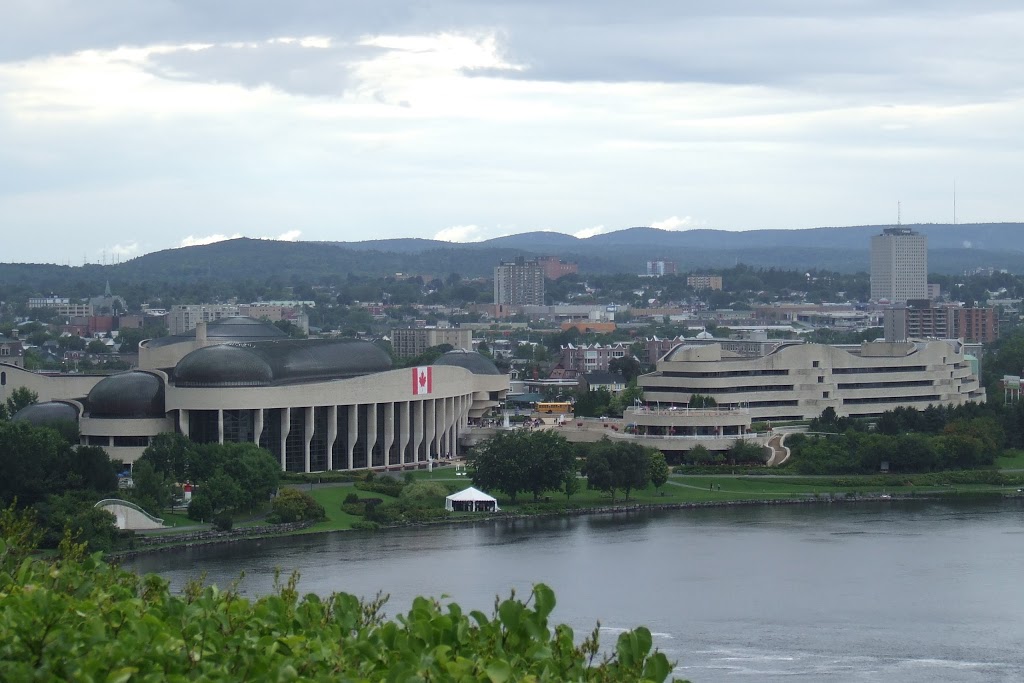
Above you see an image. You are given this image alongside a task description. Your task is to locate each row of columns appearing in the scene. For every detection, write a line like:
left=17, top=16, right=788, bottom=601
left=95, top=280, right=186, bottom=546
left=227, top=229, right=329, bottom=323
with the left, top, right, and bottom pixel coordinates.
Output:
left=179, top=395, right=473, bottom=473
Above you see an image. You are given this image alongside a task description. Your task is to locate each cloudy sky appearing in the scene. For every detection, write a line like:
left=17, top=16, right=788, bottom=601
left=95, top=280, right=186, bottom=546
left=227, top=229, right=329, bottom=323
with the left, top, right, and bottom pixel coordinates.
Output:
left=2, top=1, right=1023, bottom=264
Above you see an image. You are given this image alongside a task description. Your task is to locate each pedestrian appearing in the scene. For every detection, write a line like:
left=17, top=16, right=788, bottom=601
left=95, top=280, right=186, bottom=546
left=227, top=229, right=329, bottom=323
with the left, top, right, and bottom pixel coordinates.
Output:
left=709, top=483, right=713, bottom=491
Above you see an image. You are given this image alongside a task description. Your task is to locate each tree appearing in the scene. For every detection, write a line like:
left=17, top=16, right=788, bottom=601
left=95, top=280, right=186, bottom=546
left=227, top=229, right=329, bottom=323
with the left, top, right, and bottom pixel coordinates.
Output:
left=471, top=431, right=576, bottom=503
left=582, top=439, right=652, bottom=502
left=129, top=459, right=174, bottom=512
left=86, top=339, right=109, bottom=354
left=609, top=356, right=643, bottom=384
left=727, top=439, right=766, bottom=466
left=139, top=432, right=194, bottom=483
left=649, top=451, right=669, bottom=494
left=4, top=387, right=38, bottom=419
left=563, top=473, right=581, bottom=501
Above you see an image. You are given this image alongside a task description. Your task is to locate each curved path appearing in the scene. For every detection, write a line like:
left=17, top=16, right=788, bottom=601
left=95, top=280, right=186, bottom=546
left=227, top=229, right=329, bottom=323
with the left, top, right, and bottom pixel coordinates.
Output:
left=766, top=433, right=790, bottom=467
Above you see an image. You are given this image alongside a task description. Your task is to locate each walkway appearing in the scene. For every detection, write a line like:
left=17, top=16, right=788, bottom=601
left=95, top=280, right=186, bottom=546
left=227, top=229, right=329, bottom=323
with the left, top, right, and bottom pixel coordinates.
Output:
left=766, top=433, right=790, bottom=467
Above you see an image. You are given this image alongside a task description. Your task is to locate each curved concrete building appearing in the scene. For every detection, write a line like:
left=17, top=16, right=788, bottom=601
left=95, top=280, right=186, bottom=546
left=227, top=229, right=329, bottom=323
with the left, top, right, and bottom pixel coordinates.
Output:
left=5, top=318, right=507, bottom=472
left=639, top=339, right=984, bottom=422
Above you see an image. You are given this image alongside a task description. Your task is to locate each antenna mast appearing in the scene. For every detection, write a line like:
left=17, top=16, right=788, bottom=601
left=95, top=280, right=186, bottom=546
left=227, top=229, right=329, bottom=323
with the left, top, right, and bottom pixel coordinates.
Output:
left=897, top=201, right=901, bottom=226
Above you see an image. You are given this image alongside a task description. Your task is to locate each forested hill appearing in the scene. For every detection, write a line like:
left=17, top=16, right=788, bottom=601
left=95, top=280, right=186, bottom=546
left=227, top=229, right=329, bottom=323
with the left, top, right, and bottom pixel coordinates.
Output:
left=2, top=223, right=1023, bottom=293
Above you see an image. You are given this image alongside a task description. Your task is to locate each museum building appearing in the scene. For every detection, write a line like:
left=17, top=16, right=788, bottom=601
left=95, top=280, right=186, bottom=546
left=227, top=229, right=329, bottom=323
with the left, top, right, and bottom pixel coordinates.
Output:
left=5, top=318, right=508, bottom=472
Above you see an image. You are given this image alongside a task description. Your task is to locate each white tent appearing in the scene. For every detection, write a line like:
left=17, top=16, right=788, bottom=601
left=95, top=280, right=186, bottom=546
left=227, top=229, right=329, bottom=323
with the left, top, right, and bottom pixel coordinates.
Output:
left=445, top=486, right=500, bottom=512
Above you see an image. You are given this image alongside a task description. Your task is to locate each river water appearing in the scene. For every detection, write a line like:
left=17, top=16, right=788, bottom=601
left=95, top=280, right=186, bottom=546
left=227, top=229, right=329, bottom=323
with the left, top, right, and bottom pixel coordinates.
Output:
left=126, top=500, right=1024, bottom=682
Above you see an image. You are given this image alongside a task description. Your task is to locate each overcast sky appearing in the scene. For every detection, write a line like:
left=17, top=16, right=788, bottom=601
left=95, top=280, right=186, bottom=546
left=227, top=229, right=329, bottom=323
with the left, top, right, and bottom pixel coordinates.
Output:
left=2, top=1, right=1022, bottom=264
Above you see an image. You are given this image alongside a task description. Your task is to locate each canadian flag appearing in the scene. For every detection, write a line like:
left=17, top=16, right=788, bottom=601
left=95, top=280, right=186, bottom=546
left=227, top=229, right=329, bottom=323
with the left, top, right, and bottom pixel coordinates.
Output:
left=412, top=366, right=433, bottom=395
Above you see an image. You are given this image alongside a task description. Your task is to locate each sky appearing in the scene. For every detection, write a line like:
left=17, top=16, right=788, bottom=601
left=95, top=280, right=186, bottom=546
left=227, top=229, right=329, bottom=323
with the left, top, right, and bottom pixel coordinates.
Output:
left=1, top=1, right=1023, bottom=264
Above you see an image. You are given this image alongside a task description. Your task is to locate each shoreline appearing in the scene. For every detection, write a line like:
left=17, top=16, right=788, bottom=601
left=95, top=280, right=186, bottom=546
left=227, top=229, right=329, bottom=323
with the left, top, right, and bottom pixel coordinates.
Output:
left=110, top=491, right=1018, bottom=561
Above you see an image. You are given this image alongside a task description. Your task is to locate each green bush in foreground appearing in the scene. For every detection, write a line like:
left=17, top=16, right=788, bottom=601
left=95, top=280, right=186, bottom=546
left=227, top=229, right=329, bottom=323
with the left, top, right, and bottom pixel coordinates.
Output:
left=0, top=532, right=682, bottom=682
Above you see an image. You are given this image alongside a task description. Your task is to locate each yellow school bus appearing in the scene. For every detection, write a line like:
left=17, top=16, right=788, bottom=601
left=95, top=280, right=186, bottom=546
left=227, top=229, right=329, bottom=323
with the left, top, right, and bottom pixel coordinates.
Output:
left=536, top=402, right=573, bottom=414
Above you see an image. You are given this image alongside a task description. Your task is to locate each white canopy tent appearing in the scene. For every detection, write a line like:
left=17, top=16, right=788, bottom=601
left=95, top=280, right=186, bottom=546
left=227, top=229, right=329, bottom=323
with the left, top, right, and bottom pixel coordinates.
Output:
left=445, top=486, right=500, bottom=512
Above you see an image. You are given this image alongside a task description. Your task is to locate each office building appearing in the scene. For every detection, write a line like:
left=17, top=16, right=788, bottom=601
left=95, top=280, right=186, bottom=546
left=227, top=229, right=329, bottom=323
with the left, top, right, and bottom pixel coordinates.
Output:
left=870, top=227, right=928, bottom=303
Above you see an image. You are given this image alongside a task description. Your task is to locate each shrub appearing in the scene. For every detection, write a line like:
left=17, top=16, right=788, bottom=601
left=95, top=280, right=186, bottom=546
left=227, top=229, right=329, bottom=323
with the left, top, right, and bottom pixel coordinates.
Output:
left=270, top=488, right=326, bottom=524
left=356, top=477, right=405, bottom=498
left=343, top=492, right=360, bottom=505
left=213, top=512, right=233, bottom=531
left=351, top=520, right=380, bottom=531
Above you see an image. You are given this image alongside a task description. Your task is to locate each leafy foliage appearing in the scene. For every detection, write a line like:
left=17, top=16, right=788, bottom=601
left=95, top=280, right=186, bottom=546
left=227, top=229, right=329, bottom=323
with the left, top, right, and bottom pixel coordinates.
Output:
left=138, top=437, right=280, bottom=518
left=582, top=439, right=654, bottom=502
left=0, top=527, right=683, bottom=682
left=471, top=431, right=576, bottom=503
left=269, top=488, right=326, bottom=523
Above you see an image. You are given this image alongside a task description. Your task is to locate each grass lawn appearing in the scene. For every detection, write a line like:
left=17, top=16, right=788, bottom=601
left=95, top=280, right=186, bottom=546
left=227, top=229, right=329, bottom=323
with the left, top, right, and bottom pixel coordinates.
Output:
left=305, top=486, right=399, bottom=533
left=405, top=465, right=470, bottom=483
left=996, top=450, right=1024, bottom=470
left=156, top=511, right=197, bottom=528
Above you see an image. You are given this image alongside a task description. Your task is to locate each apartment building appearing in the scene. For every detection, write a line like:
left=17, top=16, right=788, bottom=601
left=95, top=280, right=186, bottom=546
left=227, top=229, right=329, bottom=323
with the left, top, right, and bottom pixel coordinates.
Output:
left=390, top=327, right=473, bottom=359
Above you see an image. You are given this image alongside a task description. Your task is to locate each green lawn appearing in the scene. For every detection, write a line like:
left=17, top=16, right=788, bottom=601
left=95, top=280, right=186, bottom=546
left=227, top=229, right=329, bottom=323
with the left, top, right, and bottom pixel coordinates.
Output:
left=305, top=486, right=399, bottom=532
left=996, top=450, right=1024, bottom=470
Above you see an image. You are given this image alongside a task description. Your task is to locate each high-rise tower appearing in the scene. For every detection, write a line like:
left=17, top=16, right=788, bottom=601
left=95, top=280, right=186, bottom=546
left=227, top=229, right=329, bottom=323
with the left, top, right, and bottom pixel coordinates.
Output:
left=870, top=227, right=927, bottom=303
left=494, top=257, right=545, bottom=306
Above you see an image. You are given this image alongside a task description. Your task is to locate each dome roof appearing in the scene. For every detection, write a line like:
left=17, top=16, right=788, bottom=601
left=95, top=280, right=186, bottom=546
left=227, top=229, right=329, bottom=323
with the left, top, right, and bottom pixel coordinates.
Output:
left=174, top=339, right=393, bottom=387
left=87, top=371, right=166, bottom=418
left=12, top=401, right=80, bottom=426
left=432, top=349, right=502, bottom=375
left=145, top=316, right=287, bottom=349
left=175, top=345, right=274, bottom=387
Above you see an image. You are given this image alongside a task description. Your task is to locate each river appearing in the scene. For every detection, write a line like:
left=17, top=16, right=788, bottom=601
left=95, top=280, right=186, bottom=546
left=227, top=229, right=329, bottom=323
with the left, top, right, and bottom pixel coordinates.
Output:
left=126, top=499, right=1024, bottom=682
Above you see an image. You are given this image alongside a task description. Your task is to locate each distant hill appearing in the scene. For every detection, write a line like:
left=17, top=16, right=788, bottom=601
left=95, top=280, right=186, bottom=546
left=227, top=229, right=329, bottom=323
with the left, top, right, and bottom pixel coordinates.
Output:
left=1, top=224, right=1023, bottom=293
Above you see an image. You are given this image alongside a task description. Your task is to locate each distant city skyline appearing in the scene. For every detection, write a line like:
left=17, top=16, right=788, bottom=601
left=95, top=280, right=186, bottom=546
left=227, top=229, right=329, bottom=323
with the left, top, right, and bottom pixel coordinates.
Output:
left=2, top=1, right=1023, bottom=263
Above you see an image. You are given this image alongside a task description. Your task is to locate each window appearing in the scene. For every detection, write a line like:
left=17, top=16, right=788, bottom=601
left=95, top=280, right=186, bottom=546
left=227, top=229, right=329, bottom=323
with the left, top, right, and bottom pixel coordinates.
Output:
left=823, top=392, right=830, bottom=399
left=0, top=347, right=9, bottom=356
left=812, top=360, right=820, bottom=368
left=817, top=376, right=824, bottom=383
left=0, top=371, right=5, bottom=386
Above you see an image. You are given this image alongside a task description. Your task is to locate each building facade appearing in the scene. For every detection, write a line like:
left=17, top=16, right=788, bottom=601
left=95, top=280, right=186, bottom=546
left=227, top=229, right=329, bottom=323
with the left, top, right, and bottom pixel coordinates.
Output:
left=646, top=260, right=677, bottom=277
left=494, top=257, right=545, bottom=306
left=638, top=339, right=984, bottom=422
left=560, top=342, right=632, bottom=374
left=687, top=275, right=723, bottom=291
left=390, top=327, right=473, bottom=359
left=6, top=318, right=508, bottom=472
left=885, top=302, right=999, bottom=344
left=870, top=227, right=928, bottom=303
left=535, top=256, right=579, bottom=280
left=168, top=304, right=243, bottom=334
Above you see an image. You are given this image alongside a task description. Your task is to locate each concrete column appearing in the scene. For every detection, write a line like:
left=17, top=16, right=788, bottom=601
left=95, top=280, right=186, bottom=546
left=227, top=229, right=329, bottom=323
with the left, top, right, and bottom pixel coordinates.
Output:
left=399, top=401, right=411, bottom=466
left=280, top=408, right=291, bottom=471
left=327, top=405, right=338, bottom=471
left=366, top=402, right=378, bottom=468
left=217, top=409, right=224, bottom=444
left=347, top=404, right=358, bottom=470
left=424, top=399, right=436, bottom=461
left=412, top=400, right=424, bottom=463
left=304, top=406, right=314, bottom=473
left=253, top=409, right=264, bottom=445
left=383, top=402, right=395, bottom=467
left=436, top=397, right=447, bottom=457
left=178, top=409, right=189, bottom=437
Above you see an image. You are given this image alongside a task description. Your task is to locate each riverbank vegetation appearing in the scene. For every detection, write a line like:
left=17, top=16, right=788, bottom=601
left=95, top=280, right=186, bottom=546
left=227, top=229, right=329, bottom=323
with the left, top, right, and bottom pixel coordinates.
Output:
left=0, top=519, right=682, bottom=682
left=785, top=404, right=1013, bottom=475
